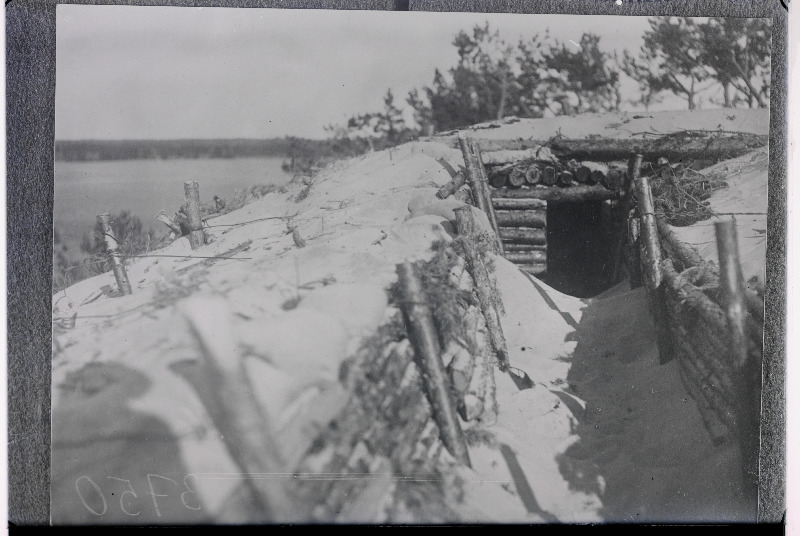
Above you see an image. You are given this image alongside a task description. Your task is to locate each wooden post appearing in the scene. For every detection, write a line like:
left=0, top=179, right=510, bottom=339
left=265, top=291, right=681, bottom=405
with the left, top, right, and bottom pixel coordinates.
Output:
left=627, top=216, right=642, bottom=289
left=458, top=133, right=483, bottom=211
left=715, top=220, right=748, bottom=369
left=611, top=154, right=643, bottom=283
left=179, top=296, right=293, bottom=521
left=184, top=180, right=206, bottom=249
left=468, top=137, right=505, bottom=256
left=634, top=175, right=675, bottom=364
left=96, top=213, right=132, bottom=296
left=634, top=174, right=661, bottom=290
left=715, top=219, right=760, bottom=503
left=454, top=207, right=510, bottom=372
left=396, top=261, right=471, bottom=468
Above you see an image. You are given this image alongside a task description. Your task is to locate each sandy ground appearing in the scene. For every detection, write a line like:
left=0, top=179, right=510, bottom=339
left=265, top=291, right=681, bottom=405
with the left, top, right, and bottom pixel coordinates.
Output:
left=50, top=110, right=767, bottom=525
left=435, top=108, right=769, bottom=141
left=670, top=147, right=769, bottom=286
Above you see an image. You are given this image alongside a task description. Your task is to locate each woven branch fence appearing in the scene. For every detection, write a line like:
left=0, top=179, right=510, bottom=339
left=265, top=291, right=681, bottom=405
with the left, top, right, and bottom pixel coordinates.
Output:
left=629, top=175, right=764, bottom=501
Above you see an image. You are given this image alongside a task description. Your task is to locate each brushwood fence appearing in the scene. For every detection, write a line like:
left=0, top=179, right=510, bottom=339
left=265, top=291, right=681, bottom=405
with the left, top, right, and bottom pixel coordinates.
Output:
left=629, top=176, right=764, bottom=501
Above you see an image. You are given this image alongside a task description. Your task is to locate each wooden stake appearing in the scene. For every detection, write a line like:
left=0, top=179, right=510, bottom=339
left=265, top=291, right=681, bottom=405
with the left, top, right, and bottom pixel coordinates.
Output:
left=454, top=207, right=510, bottom=372
left=635, top=174, right=675, bottom=364
left=183, top=180, right=206, bottom=249
left=634, top=174, right=662, bottom=290
left=627, top=216, right=642, bottom=288
left=396, top=261, right=471, bottom=467
left=469, top=138, right=505, bottom=256
left=96, top=213, right=132, bottom=296
left=610, top=154, right=643, bottom=283
left=179, top=296, right=292, bottom=521
left=714, top=219, right=760, bottom=498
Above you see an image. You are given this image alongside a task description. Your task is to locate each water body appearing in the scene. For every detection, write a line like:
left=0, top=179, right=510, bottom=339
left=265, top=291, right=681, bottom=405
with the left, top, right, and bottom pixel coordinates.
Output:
left=54, top=157, right=294, bottom=250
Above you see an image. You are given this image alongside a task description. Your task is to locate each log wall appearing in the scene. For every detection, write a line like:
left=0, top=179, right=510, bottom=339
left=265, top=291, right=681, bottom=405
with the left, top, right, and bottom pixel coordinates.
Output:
left=629, top=214, right=763, bottom=501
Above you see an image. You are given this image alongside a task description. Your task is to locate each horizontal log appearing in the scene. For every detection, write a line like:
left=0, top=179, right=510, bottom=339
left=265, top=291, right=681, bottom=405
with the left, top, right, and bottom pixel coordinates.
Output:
left=501, top=243, right=546, bottom=252
left=508, top=168, right=527, bottom=188
left=492, top=185, right=621, bottom=202
left=492, top=197, right=547, bottom=210
left=489, top=173, right=508, bottom=189
left=495, top=209, right=546, bottom=228
left=436, top=171, right=467, bottom=200
left=558, top=170, right=576, bottom=186
left=498, top=227, right=546, bottom=245
left=576, top=161, right=608, bottom=185
left=480, top=146, right=556, bottom=166
left=603, top=165, right=627, bottom=190
left=525, top=166, right=542, bottom=186
left=438, top=134, right=769, bottom=162
left=517, top=263, right=547, bottom=275
left=541, top=166, right=557, bottom=186
left=656, top=217, right=705, bottom=271
left=504, top=250, right=547, bottom=264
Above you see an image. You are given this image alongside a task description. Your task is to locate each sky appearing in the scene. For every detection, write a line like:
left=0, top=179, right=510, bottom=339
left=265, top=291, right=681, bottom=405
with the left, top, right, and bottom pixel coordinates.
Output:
left=55, top=5, right=710, bottom=141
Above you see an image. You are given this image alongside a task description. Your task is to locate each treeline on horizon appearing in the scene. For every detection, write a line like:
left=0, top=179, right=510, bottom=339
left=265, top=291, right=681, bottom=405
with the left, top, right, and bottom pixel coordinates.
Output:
left=327, top=17, right=772, bottom=147
left=54, top=136, right=368, bottom=163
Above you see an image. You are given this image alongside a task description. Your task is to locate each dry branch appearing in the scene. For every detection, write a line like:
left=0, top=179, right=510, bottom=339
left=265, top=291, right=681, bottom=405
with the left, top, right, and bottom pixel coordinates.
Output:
left=180, top=296, right=291, bottom=521
left=454, top=207, right=510, bottom=372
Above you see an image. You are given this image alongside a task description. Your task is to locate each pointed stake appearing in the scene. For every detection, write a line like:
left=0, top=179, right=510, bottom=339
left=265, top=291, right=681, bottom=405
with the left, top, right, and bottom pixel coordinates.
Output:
left=396, top=261, right=471, bottom=468
left=96, top=213, right=132, bottom=295
left=183, top=180, right=206, bottom=249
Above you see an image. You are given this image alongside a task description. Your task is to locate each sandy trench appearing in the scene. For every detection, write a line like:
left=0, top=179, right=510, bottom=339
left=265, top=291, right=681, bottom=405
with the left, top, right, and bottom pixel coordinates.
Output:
left=50, top=110, right=766, bottom=524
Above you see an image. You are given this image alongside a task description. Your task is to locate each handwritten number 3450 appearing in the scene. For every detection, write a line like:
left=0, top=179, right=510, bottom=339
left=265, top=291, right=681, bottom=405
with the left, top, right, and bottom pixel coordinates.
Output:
left=74, top=474, right=202, bottom=517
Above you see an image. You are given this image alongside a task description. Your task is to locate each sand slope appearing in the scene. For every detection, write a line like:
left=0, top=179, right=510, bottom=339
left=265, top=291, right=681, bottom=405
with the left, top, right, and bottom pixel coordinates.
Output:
left=51, top=110, right=767, bottom=524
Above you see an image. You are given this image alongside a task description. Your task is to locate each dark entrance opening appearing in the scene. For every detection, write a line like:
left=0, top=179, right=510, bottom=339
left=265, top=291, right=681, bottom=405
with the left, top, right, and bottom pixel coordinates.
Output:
left=541, top=200, right=617, bottom=299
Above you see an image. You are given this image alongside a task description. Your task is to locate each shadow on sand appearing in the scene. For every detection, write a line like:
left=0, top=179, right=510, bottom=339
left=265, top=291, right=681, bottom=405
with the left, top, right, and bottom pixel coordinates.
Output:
left=51, top=362, right=211, bottom=525
left=554, top=283, right=756, bottom=523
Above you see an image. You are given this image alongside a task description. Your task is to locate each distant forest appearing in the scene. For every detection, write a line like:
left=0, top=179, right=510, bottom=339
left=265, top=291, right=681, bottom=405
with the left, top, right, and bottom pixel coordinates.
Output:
left=54, top=137, right=366, bottom=163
